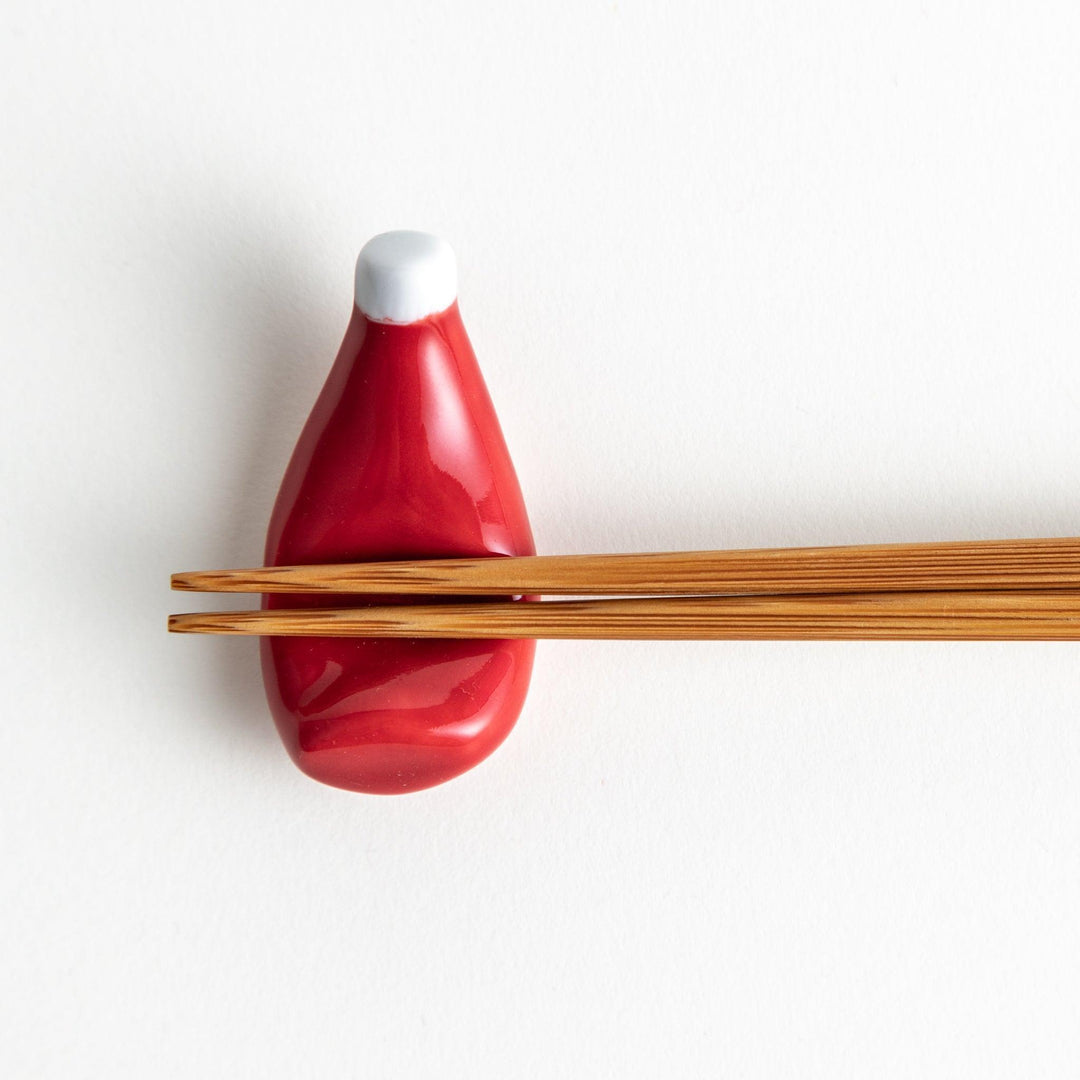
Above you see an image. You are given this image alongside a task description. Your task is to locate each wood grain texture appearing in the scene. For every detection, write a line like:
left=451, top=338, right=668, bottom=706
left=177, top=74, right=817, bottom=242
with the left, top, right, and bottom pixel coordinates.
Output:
left=169, top=591, right=1080, bottom=640
left=171, top=537, right=1080, bottom=597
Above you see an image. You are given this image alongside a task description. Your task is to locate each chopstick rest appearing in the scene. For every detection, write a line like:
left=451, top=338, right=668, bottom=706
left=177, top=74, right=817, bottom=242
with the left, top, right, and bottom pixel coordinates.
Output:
left=256, top=231, right=537, bottom=796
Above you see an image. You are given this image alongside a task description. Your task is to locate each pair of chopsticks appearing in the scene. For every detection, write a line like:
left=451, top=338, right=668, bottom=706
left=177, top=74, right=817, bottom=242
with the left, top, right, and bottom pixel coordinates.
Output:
left=169, top=537, right=1080, bottom=640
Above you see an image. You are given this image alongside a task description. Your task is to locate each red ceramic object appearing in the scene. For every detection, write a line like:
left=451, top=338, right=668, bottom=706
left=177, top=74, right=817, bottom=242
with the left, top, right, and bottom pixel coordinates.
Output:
left=261, top=233, right=535, bottom=794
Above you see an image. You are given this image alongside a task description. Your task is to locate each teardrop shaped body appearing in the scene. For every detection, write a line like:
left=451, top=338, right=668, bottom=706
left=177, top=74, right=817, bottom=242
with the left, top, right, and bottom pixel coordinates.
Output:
left=261, top=250, right=535, bottom=794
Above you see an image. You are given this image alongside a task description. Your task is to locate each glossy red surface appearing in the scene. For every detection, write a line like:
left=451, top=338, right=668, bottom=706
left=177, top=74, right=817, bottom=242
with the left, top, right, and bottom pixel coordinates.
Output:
left=261, top=302, right=536, bottom=794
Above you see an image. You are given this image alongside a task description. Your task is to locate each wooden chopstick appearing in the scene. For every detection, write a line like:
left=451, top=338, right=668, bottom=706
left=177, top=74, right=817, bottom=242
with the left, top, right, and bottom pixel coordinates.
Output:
left=168, top=591, right=1080, bottom=640
left=171, top=538, right=1080, bottom=597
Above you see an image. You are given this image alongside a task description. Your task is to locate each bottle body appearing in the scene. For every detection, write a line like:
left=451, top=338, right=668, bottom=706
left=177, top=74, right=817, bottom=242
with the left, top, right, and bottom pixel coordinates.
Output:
left=261, top=301, right=535, bottom=793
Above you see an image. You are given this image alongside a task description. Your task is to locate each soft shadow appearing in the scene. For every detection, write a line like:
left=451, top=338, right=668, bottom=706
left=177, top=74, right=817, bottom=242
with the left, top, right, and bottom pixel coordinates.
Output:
left=185, top=221, right=346, bottom=747
left=55, top=198, right=348, bottom=756
left=45, top=179, right=358, bottom=764
left=533, top=472, right=1080, bottom=557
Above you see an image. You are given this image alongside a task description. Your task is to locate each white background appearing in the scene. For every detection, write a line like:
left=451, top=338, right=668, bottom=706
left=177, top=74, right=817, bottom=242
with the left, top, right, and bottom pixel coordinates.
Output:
left=3, top=2, right=1080, bottom=1076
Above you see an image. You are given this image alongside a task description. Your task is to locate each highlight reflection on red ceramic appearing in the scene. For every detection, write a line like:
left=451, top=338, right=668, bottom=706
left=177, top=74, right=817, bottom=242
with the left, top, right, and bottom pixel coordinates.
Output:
left=261, top=288, right=536, bottom=794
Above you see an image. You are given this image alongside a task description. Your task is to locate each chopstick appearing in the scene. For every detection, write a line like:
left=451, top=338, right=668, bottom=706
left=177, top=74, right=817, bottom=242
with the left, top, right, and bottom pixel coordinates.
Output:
left=168, top=591, right=1080, bottom=640
left=171, top=537, right=1080, bottom=597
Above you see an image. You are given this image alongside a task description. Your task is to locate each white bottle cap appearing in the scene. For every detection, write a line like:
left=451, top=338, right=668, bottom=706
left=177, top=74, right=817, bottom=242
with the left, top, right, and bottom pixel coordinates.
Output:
left=354, top=231, right=458, bottom=324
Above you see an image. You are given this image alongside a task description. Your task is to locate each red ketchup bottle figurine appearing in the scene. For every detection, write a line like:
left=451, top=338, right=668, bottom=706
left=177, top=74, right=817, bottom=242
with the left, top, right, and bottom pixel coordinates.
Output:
left=261, top=231, right=536, bottom=794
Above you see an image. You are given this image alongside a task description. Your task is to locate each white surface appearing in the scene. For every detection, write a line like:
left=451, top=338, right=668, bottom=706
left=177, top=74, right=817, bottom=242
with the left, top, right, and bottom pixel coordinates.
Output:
left=3, top=3, right=1080, bottom=1077
left=354, top=230, right=457, bottom=323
